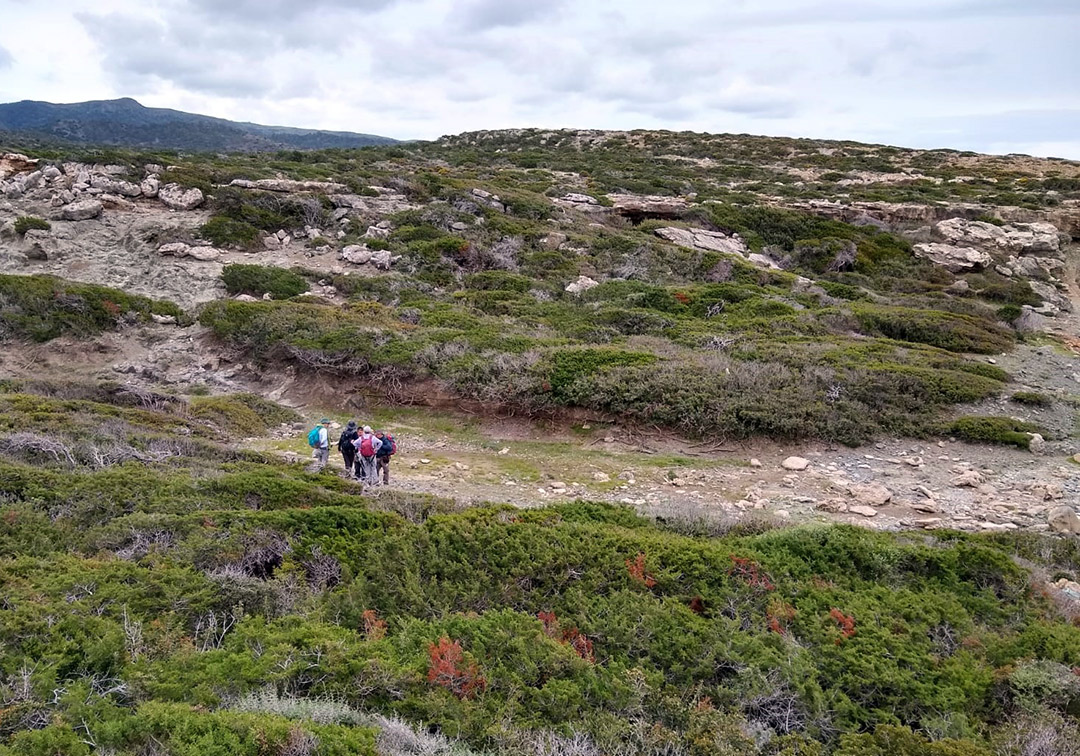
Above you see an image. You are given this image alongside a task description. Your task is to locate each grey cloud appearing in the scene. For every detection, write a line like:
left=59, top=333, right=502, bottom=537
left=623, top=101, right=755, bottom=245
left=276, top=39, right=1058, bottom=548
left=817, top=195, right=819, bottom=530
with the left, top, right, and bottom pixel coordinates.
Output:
left=78, top=13, right=275, bottom=97
left=0, top=45, right=13, bottom=69
left=455, top=0, right=564, bottom=31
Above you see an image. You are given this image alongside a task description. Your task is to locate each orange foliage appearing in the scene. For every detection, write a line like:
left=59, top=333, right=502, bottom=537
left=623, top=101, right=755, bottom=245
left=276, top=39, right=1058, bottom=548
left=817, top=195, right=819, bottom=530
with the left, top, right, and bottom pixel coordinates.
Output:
left=626, top=552, right=657, bottom=587
left=830, top=608, right=856, bottom=642
left=427, top=637, right=486, bottom=699
left=361, top=609, right=387, bottom=641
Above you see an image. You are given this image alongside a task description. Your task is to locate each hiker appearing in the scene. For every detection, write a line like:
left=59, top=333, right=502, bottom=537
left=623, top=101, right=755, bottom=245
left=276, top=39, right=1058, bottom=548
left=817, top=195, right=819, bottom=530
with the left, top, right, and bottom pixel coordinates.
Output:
left=307, top=418, right=331, bottom=471
left=375, top=429, right=395, bottom=485
left=338, top=420, right=359, bottom=475
left=352, top=425, right=381, bottom=484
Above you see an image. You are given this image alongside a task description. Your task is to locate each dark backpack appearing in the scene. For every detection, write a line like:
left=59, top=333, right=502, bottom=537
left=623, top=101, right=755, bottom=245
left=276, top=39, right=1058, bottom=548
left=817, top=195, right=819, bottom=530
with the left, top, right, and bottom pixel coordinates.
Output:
left=338, top=430, right=358, bottom=452
left=378, top=434, right=396, bottom=456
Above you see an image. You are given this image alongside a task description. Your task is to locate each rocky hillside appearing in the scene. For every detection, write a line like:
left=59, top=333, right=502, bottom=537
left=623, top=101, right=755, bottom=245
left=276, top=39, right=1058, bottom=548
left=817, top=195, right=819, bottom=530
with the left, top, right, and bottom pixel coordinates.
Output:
left=1, top=129, right=1080, bottom=755
left=0, top=98, right=397, bottom=152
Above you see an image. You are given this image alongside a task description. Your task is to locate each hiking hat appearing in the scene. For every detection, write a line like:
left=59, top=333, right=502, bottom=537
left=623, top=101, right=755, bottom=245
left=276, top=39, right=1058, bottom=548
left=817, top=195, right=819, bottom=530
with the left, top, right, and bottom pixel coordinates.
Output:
left=320, top=418, right=331, bottom=424
left=346, top=420, right=358, bottom=431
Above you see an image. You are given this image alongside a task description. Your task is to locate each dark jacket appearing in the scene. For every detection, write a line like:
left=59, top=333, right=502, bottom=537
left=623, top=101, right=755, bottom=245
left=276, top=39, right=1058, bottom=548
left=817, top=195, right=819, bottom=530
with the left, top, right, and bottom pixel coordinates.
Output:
left=375, top=434, right=394, bottom=457
left=338, top=429, right=359, bottom=452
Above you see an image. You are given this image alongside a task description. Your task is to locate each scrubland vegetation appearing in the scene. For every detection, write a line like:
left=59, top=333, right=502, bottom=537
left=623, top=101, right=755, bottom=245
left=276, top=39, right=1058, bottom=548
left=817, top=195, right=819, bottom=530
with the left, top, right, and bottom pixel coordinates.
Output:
left=2, top=128, right=1078, bottom=753
left=0, top=380, right=1077, bottom=755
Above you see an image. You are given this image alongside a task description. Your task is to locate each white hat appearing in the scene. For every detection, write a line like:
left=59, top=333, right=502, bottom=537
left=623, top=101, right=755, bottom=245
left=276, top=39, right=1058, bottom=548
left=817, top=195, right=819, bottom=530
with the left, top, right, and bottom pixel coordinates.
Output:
left=363, top=425, right=372, bottom=433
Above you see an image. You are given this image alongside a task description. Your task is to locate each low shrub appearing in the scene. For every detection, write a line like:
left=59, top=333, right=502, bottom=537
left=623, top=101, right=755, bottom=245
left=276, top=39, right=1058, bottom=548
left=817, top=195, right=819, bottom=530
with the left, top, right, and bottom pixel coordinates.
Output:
left=200, top=215, right=261, bottom=248
left=0, top=274, right=187, bottom=342
left=221, top=264, right=309, bottom=300
left=1011, top=391, right=1052, bottom=407
left=13, top=215, right=51, bottom=234
left=949, top=416, right=1042, bottom=448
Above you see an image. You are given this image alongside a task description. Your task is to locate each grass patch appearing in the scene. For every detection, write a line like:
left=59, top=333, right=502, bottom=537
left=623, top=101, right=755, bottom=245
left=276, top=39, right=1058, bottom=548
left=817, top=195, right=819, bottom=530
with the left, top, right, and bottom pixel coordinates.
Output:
left=221, top=264, right=309, bottom=300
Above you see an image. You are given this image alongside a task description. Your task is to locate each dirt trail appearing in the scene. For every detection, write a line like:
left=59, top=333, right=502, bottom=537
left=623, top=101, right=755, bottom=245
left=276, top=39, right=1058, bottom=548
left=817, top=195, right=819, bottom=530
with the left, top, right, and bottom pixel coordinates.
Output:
left=2, top=317, right=1077, bottom=535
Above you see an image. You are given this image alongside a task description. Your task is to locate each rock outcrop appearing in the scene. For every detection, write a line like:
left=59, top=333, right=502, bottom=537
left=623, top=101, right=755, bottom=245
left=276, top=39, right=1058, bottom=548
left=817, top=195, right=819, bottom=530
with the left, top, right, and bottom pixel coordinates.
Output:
left=935, top=218, right=1061, bottom=256
left=158, top=184, right=205, bottom=211
left=229, top=178, right=348, bottom=194
left=912, top=243, right=992, bottom=272
left=565, top=276, right=599, bottom=295
left=609, top=194, right=689, bottom=220
left=60, top=200, right=104, bottom=221
left=655, top=227, right=749, bottom=256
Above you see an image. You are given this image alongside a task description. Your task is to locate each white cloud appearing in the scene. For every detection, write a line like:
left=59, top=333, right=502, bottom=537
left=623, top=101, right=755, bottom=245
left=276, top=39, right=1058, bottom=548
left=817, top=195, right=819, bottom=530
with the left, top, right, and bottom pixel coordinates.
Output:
left=0, top=0, right=1075, bottom=156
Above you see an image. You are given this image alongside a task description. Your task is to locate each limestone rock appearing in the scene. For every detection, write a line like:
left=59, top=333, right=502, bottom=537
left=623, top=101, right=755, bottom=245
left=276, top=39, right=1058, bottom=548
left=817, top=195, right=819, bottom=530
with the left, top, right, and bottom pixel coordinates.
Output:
left=41, top=165, right=62, bottom=181
left=115, top=180, right=142, bottom=198
left=151, top=313, right=178, bottom=325
left=935, top=217, right=1061, bottom=256
left=849, top=483, right=893, bottom=507
left=263, top=235, right=281, bottom=250
left=565, top=275, right=599, bottom=295
left=849, top=505, right=878, bottom=518
left=912, top=243, right=991, bottom=272
left=140, top=176, right=160, bottom=198
left=609, top=193, right=689, bottom=219
left=364, top=223, right=392, bottom=239
left=157, top=242, right=191, bottom=257
left=60, top=200, right=103, bottom=221
left=158, top=183, right=205, bottom=211
left=230, top=178, right=348, bottom=194
left=0, top=152, right=38, bottom=178
left=655, top=226, right=749, bottom=256
left=370, top=250, right=395, bottom=270
left=1027, top=433, right=1046, bottom=455
left=1048, top=505, right=1080, bottom=536
left=341, top=244, right=372, bottom=265
left=187, top=246, right=221, bottom=261
left=781, top=456, right=810, bottom=471
left=952, top=470, right=984, bottom=487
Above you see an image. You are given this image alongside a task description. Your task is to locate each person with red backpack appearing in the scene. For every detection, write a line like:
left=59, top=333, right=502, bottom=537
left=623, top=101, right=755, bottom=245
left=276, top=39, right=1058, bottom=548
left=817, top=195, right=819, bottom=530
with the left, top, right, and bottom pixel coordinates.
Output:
left=352, top=425, right=381, bottom=485
left=375, top=429, right=396, bottom=485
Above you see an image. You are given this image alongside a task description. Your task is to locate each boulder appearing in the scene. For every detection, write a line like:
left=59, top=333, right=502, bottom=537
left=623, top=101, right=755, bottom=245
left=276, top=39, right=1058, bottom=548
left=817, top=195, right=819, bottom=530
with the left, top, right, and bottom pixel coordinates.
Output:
left=952, top=470, right=983, bottom=487
left=565, top=275, right=599, bottom=295
left=1048, top=505, right=1080, bottom=536
left=115, top=181, right=142, bottom=198
left=1028, top=280, right=1072, bottom=314
left=849, top=505, right=878, bottom=518
left=370, top=250, right=395, bottom=270
left=99, top=194, right=136, bottom=211
left=364, top=224, right=392, bottom=239
left=263, top=235, right=281, bottom=250
left=187, top=246, right=221, bottom=261
left=1027, top=433, right=1046, bottom=455
left=563, top=193, right=599, bottom=205
left=655, top=226, right=749, bottom=256
left=0, top=152, right=38, bottom=178
left=158, top=183, right=205, bottom=211
left=912, top=243, right=992, bottom=272
left=60, top=200, right=103, bottom=221
left=848, top=483, right=893, bottom=507
left=158, top=242, right=191, bottom=257
left=609, top=193, right=689, bottom=220
left=781, top=456, right=810, bottom=471
left=342, top=245, right=373, bottom=265
left=140, top=176, right=160, bottom=198
left=935, top=217, right=1061, bottom=256
left=41, top=165, right=62, bottom=181
left=151, top=313, right=178, bottom=325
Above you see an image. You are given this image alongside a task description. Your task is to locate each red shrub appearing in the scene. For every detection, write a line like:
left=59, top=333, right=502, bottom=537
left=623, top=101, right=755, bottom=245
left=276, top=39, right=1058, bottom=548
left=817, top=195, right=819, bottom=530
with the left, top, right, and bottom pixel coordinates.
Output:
left=728, top=555, right=775, bottom=592
left=626, top=552, right=657, bottom=588
left=830, top=608, right=856, bottom=642
left=689, top=596, right=705, bottom=615
left=563, top=627, right=595, bottom=663
left=427, top=637, right=486, bottom=699
left=674, top=291, right=691, bottom=305
left=537, top=610, right=559, bottom=638
left=767, top=601, right=796, bottom=635
left=102, top=300, right=121, bottom=318
left=361, top=609, right=387, bottom=641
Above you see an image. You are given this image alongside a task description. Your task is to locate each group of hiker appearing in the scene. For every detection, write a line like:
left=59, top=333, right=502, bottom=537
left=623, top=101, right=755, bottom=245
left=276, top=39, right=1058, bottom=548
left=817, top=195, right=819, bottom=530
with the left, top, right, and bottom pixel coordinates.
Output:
left=308, top=419, right=396, bottom=485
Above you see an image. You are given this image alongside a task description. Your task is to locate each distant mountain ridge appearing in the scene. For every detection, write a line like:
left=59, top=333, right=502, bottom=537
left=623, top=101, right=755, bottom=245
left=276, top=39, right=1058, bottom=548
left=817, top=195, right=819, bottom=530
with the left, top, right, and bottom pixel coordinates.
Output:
left=0, top=97, right=397, bottom=152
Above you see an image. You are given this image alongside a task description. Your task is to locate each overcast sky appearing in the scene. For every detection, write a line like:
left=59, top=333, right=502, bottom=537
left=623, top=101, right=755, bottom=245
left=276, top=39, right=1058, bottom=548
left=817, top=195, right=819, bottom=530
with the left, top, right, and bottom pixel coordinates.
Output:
left=0, top=0, right=1077, bottom=157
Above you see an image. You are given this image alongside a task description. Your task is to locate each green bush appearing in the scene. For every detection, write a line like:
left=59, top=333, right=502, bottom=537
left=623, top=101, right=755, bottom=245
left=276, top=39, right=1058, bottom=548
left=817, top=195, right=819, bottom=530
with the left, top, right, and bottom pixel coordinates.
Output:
left=221, top=264, right=309, bottom=300
left=13, top=215, right=51, bottom=234
left=1011, top=391, right=1052, bottom=407
left=0, top=274, right=187, bottom=342
left=949, top=416, right=1042, bottom=448
left=852, top=305, right=1013, bottom=354
left=200, top=215, right=261, bottom=248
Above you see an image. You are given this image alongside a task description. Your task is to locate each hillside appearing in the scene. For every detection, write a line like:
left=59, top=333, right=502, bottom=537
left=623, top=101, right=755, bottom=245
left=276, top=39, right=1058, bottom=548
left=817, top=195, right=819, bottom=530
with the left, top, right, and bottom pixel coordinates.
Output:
left=0, top=98, right=397, bottom=152
left=0, top=129, right=1079, bottom=754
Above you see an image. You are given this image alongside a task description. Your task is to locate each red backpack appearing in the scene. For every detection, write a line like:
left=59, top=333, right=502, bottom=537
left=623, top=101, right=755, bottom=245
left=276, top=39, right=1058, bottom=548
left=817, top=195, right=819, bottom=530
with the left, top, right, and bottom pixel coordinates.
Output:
left=358, top=434, right=376, bottom=457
